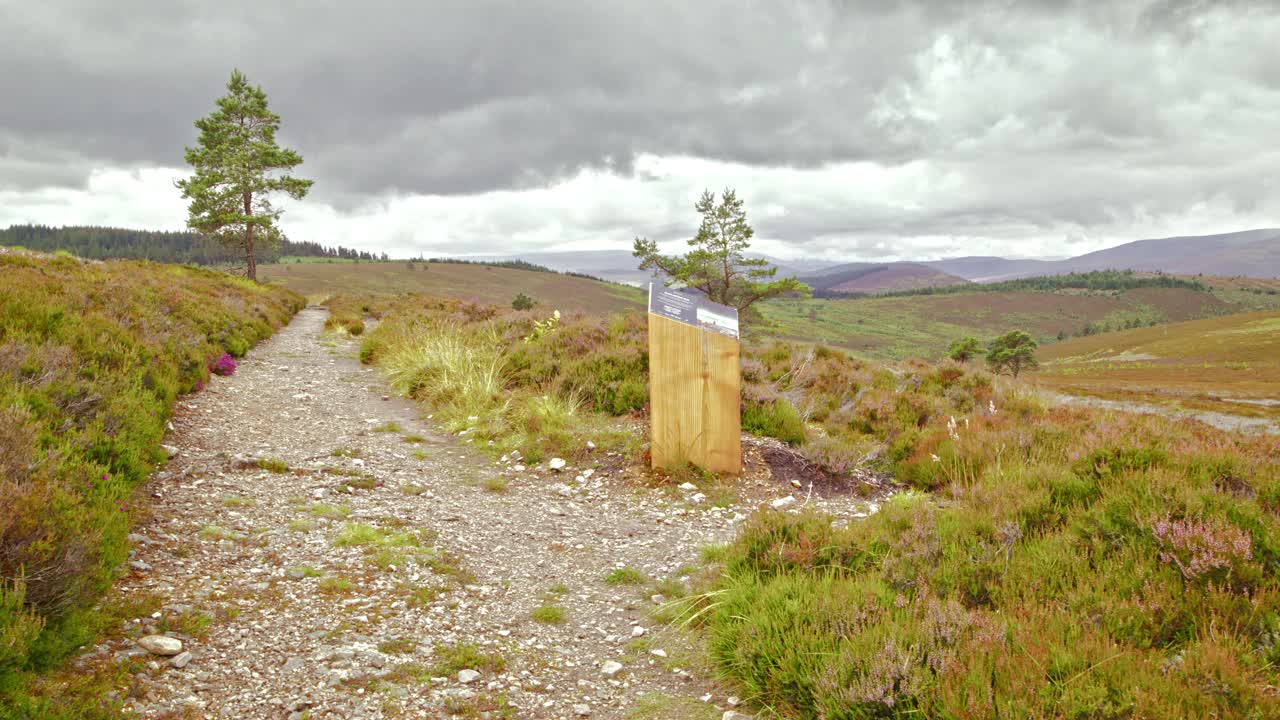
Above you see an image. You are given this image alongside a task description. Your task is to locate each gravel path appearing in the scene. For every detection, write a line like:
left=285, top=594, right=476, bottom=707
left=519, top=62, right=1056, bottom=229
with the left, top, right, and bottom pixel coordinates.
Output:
left=86, top=308, right=855, bottom=719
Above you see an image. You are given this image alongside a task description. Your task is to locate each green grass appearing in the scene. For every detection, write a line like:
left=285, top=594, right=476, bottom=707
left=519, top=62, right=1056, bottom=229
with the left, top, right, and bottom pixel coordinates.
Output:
left=372, top=421, right=401, bottom=433
left=334, top=522, right=422, bottom=549
left=604, top=567, right=648, bottom=586
left=317, top=576, right=354, bottom=595
left=530, top=604, right=567, bottom=624
left=430, top=642, right=506, bottom=676
left=256, top=457, right=290, bottom=473
left=221, top=495, right=256, bottom=508
left=307, top=503, right=352, bottom=520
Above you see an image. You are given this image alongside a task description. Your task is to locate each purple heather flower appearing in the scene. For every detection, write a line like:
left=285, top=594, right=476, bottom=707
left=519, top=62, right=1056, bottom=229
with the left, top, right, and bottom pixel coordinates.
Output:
left=210, top=353, right=238, bottom=377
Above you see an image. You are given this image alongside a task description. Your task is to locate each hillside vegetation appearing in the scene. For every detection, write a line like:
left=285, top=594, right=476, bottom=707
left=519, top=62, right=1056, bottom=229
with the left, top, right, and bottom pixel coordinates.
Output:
left=0, top=250, right=301, bottom=698
left=1035, top=309, right=1280, bottom=423
left=351, top=293, right=1280, bottom=717
left=762, top=272, right=1280, bottom=361
left=802, top=262, right=970, bottom=297
left=699, top=397, right=1280, bottom=718
left=259, top=260, right=645, bottom=314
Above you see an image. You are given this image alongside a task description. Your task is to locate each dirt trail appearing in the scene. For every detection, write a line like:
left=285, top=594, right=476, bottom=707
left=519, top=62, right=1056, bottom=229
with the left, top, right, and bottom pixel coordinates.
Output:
left=80, top=308, right=870, bottom=719
left=1045, top=392, right=1279, bottom=435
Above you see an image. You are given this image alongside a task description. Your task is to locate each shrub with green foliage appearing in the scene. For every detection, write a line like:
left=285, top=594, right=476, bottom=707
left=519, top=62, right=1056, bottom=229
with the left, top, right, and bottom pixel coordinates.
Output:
left=946, top=336, right=983, bottom=363
left=0, top=250, right=301, bottom=697
left=511, top=292, right=536, bottom=311
left=986, top=329, right=1039, bottom=378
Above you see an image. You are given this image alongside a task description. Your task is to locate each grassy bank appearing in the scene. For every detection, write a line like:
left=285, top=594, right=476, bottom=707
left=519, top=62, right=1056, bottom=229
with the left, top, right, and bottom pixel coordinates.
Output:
left=697, top=390, right=1280, bottom=717
left=0, top=250, right=302, bottom=714
left=259, top=259, right=645, bottom=315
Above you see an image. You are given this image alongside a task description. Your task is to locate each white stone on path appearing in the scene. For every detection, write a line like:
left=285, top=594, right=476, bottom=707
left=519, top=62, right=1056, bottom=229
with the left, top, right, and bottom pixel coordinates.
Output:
left=458, top=669, right=481, bottom=684
left=137, top=635, right=183, bottom=656
left=600, top=660, right=623, bottom=676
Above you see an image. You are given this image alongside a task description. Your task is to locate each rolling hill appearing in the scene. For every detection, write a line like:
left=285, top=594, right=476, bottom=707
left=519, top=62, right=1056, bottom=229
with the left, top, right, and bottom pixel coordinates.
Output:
left=760, top=274, right=1280, bottom=361
left=800, top=262, right=970, bottom=296
left=1034, top=309, right=1280, bottom=425
left=257, top=259, right=645, bottom=314
left=928, top=229, right=1280, bottom=281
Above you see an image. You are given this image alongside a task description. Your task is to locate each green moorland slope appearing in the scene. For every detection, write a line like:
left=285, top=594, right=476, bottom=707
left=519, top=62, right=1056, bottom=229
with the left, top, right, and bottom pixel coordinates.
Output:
left=1034, top=309, right=1280, bottom=422
left=258, top=259, right=645, bottom=315
left=761, top=272, right=1280, bottom=361
left=361, top=295, right=1280, bottom=718
left=0, top=250, right=301, bottom=713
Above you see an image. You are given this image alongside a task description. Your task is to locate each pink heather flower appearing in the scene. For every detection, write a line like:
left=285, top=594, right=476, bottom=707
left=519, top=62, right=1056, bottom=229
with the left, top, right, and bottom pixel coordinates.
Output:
left=210, top=353, right=238, bottom=377
left=1152, top=515, right=1252, bottom=581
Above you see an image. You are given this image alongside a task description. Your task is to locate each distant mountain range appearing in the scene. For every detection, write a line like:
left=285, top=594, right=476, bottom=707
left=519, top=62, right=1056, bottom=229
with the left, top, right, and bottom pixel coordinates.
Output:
left=474, top=229, right=1280, bottom=291
left=925, top=229, right=1280, bottom=283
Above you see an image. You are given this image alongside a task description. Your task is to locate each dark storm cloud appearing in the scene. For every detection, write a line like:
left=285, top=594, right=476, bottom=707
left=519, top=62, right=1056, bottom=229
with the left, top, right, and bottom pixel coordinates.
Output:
left=3, top=0, right=980, bottom=195
left=2, top=0, right=1278, bottom=257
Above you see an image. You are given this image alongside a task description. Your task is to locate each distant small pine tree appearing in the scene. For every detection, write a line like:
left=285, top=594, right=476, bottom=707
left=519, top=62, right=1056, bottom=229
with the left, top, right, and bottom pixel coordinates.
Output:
left=512, top=292, right=536, bottom=311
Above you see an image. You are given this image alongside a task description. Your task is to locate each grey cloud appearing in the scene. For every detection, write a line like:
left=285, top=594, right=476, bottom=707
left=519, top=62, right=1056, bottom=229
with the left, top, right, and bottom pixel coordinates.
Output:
left=2, top=0, right=1279, bottom=259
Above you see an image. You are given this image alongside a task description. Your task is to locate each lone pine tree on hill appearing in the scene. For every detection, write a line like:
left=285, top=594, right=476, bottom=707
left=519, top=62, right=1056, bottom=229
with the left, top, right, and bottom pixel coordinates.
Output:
left=986, top=330, right=1040, bottom=378
left=633, top=189, right=809, bottom=326
left=177, top=69, right=312, bottom=282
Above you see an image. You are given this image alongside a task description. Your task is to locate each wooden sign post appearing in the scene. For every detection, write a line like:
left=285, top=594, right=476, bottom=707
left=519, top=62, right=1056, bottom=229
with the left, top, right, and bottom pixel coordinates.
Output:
left=647, top=284, right=741, bottom=474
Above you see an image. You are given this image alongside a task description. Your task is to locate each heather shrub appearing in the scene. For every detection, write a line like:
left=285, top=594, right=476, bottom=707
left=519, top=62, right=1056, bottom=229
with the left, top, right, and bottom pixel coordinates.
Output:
left=698, top=391, right=1280, bottom=717
left=210, top=353, right=238, bottom=376
left=0, top=252, right=301, bottom=691
left=741, top=397, right=807, bottom=445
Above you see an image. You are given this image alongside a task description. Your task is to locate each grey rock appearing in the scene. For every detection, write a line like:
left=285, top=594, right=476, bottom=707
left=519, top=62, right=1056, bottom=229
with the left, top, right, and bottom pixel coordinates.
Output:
left=160, top=444, right=180, bottom=458
left=723, top=712, right=753, bottom=720
left=573, top=704, right=591, bottom=716
left=600, top=660, right=623, bottom=677
left=458, top=669, right=481, bottom=684
left=771, top=496, right=797, bottom=509
left=137, top=635, right=183, bottom=656
left=130, top=560, right=153, bottom=572
left=169, top=651, right=192, bottom=669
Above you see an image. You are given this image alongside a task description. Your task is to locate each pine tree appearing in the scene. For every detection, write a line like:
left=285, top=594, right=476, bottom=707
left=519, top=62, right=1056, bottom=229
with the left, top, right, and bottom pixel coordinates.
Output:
left=633, top=189, right=809, bottom=325
left=176, top=70, right=312, bottom=281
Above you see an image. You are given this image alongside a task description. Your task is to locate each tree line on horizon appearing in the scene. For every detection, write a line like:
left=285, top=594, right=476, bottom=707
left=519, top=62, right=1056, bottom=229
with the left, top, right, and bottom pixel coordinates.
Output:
left=0, top=224, right=386, bottom=265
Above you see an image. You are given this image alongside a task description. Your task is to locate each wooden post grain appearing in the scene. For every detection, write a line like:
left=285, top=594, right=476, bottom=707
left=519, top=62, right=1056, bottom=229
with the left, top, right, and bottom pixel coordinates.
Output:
left=648, top=313, right=741, bottom=474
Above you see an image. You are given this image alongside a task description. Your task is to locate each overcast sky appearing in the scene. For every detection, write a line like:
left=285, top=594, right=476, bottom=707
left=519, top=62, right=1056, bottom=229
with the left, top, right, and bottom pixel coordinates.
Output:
left=2, top=0, right=1277, bottom=261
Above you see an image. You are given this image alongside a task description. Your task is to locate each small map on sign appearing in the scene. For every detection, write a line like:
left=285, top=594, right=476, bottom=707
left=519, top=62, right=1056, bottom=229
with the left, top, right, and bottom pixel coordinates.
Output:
left=647, top=284, right=739, bottom=339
